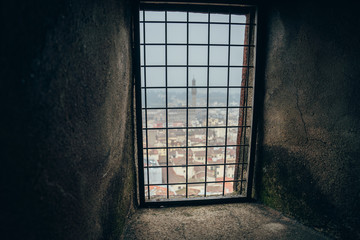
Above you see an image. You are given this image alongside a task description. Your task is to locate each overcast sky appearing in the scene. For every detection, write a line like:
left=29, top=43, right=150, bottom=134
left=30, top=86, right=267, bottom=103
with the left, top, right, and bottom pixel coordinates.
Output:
left=140, top=11, right=248, bottom=88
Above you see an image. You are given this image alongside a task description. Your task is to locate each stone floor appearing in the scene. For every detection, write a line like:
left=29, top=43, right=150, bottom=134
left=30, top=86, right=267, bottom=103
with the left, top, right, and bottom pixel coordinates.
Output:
left=121, top=203, right=331, bottom=240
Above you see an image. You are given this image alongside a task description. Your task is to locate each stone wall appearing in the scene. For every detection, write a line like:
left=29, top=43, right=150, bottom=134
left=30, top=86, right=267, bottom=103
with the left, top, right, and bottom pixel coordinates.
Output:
left=257, top=1, right=360, bottom=238
left=1, top=0, right=136, bottom=239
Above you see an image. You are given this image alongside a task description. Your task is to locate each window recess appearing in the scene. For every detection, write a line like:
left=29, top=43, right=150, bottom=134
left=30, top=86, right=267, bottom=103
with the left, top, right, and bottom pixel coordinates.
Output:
left=135, top=1, right=258, bottom=205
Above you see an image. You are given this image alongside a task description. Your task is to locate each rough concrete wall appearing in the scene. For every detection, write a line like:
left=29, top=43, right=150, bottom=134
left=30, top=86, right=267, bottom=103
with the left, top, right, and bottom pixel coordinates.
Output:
left=257, top=1, right=360, bottom=239
left=1, top=0, right=135, bottom=239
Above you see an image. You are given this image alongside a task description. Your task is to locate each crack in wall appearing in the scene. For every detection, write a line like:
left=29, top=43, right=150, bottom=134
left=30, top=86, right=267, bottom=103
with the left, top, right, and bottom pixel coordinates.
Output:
left=294, top=87, right=328, bottom=146
left=295, top=86, right=327, bottom=145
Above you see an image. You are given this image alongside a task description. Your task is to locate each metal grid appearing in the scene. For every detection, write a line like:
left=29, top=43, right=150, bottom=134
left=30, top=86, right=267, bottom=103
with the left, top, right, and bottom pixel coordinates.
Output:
left=138, top=5, right=256, bottom=203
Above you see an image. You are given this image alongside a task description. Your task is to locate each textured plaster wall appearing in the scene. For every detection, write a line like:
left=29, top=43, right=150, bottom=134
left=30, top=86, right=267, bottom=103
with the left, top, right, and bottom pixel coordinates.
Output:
left=257, top=1, right=360, bottom=239
left=1, top=0, right=135, bottom=239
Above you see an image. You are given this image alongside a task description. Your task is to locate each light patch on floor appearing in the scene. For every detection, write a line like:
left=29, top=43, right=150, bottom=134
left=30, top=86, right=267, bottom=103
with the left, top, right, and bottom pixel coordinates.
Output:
left=121, top=203, right=330, bottom=240
left=263, top=222, right=287, bottom=232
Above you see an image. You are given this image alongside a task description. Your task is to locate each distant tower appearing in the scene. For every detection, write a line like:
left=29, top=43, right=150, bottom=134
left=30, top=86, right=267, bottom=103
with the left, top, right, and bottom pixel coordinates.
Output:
left=190, top=78, right=197, bottom=124
left=191, top=77, right=197, bottom=107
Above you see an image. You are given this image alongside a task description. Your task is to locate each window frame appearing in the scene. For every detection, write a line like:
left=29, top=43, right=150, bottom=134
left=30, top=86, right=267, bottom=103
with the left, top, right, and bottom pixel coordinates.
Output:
left=133, top=0, right=259, bottom=207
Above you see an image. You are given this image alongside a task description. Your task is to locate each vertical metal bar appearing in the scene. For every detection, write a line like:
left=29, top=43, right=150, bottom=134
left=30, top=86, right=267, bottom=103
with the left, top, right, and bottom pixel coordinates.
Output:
left=222, top=12, right=232, bottom=196
left=165, top=11, right=170, bottom=199
left=143, top=10, right=151, bottom=200
left=185, top=11, right=189, bottom=198
left=204, top=11, right=210, bottom=197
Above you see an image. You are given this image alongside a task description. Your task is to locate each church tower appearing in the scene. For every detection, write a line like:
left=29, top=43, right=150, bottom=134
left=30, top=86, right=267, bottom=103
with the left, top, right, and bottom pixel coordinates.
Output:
left=191, top=77, right=197, bottom=107
left=190, top=77, right=197, bottom=124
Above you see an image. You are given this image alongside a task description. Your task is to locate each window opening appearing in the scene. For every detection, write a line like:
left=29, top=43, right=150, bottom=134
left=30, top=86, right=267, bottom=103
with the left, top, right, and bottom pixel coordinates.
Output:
left=137, top=2, right=257, bottom=204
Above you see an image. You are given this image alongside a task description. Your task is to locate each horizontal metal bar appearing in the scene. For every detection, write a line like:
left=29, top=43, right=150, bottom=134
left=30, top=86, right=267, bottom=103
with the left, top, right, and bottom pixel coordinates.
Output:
left=144, top=125, right=251, bottom=130
left=140, top=1, right=257, bottom=14
left=145, top=163, right=248, bottom=168
left=142, top=106, right=253, bottom=110
left=142, top=86, right=253, bottom=89
left=141, top=43, right=255, bottom=47
left=140, top=65, right=254, bottom=68
left=145, top=180, right=246, bottom=187
left=140, top=20, right=255, bottom=25
left=143, top=144, right=249, bottom=150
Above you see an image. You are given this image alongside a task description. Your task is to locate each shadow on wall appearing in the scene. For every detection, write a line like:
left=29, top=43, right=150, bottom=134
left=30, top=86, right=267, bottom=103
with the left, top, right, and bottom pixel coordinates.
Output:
left=252, top=2, right=360, bottom=239
left=257, top=145, right=360, bottom=239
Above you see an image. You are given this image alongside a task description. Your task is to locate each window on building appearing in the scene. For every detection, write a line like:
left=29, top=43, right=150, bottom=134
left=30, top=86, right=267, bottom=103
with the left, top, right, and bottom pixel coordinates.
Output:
left=136, top=1, right=257, bottom=204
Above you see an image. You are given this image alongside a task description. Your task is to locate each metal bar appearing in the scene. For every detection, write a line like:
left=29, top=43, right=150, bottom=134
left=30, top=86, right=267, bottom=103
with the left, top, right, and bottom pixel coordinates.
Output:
left=140, top=20, right=254, bottom=25
left=143, top=106, right=253, bottom=110
left=185, top=10, right=189, bottom=198
left=147, top=163, right=247, bottom=168
left=141, top=64, right=254, bottom=67
left=165, top=10, right=170, bottom=199
left=140, top=0, right=256, bottom=6
left=204, top=11, right=210, bottom=197
left=142, top=86, right=254, bottom=89
left=143, top=10, right=151, bottom=200
left=144, top=126, right=251, bottom=130
left=141, top=1, right=255, bottom=7
left=141, top=43, right=255, bottom=47
left=144, top=144, right=249, bottom=150
left=222, top=11, right=232, bottom=196
left=140, top=2, right=257, bottom=13
left=145, top=180, right=246, bottom=187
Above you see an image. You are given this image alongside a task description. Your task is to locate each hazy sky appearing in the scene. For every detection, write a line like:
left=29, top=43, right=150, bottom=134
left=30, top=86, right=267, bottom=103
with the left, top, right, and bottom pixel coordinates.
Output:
left=140, top=11, right=248, bottom=88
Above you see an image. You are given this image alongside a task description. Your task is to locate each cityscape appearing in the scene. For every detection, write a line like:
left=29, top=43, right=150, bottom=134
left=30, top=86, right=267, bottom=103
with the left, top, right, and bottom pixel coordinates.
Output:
left=142, top=78, right=250, bottom=199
